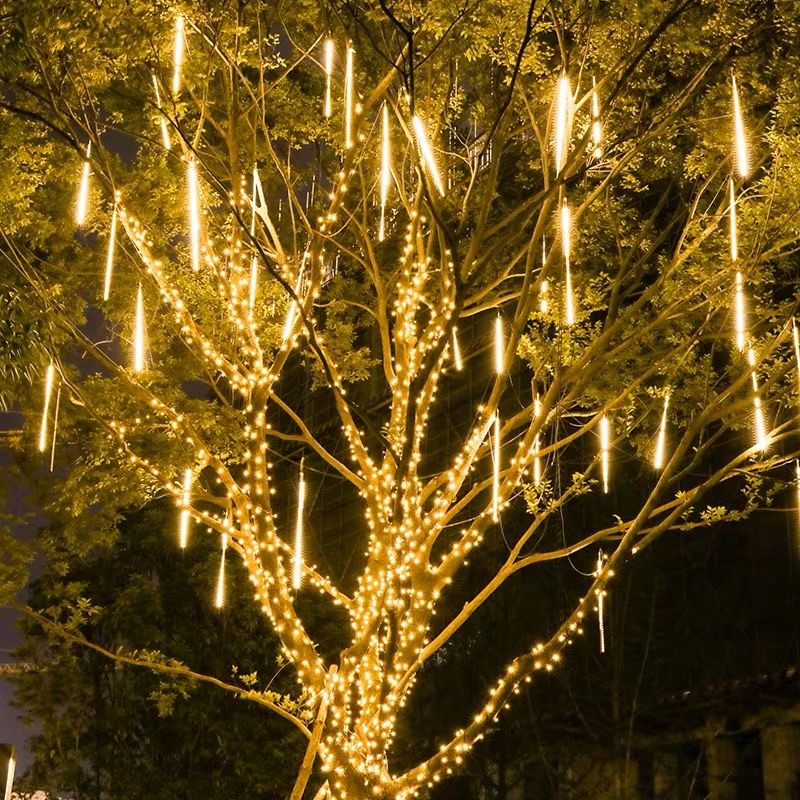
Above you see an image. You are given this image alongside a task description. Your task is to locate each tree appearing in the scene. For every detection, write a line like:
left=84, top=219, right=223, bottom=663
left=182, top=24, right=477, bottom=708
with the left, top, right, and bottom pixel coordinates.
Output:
left=1, top=0, right=799, bottom=798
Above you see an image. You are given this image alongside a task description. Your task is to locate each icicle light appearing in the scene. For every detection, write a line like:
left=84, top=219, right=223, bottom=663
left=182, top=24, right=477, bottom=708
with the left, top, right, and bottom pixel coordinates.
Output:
left=38, top=362, right=55, bottom=453
left=731, top=73, right=749, bottom=179
left=248, top=168, right=259, bottom=312
left=293, top=459, right=306, bottom=591
left=599, top=414, right=610, bottom=494
left=412, top=115, right=445, bottom=196
left=653, top=393, right=670, bottom=470
left=75, top=143, right=91, bottom=226
left=172, top=15, right=185, bottom=94
left=561, top=200, right=575, bottom=325
left=187, top=159, right=201, bottom=272
left=735, top=271, right=746, bottom=351
left=533, top=393, right=542, bottom=486
left=492, top=411, right=501, bottom=522
left=494, top=314, right=504, bottom=375
left=344, top=45, right=354, bottom=149
left=795, top=460, right=800, bottom=560
left=103, top=204, right=117, bottom=302
left=133, top=283, right=146, bottom=373
left=591, top=76, right=602, bottom=159
left=178, top=468, right=192, bottom=549
left=152, top=74, right=171, bottom=150
left=282, top=263, right=305, bottom=341
left=452, top=328, right=463, bottom=371
left=379, top=103, right=391, bottom=242
left=729, top=178, right=738, bottom=262
left=215, top=533, right=227, bottom=609
left=324, top=38, right=334, bottom=119
left=747, top=347, right=768, bottom=452
left=792, top=318, right=800, bottom=392
left=554, top=72, right=572, bottom=175
left=49, top=385, right=61, bottom=472
left=596, top=551, right=606, bottom=653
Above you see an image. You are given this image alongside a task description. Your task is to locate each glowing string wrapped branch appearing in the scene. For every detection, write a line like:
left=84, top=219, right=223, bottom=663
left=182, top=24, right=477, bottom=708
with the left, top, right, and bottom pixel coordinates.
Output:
left=731, top=73, right=749, bottom=179
left=152, top=74, right=171, bottom=150
left=451, top=328, right=463, bottom=371
left=379, top=103, right=392, bottom=242
left=172, top=15, right=185, bottom=95
left=747, top=347, right=769, bottom=452
left=178, top=468, right=192, bottom=549
left=599, top=414, right=610, bottom=494
left=187, top=159, right=201, bottom=272
left=75, top=143, right=91, bottom=226
left=653, top=393, right=671, bottom=470
left=412, top=115, right=445, bottom=197
left=595, top=551, right=606, bottom=653
left=133, top=283, right=146, bottom=373
left=215, top=533, right=227, bottom=609
left=293, top=459, right=306, bottom=590
left=494, top=314, right=504, bottom=375
left=324, top=38, right=334, bottom=119
left=38, top=362, right=55, bottom=453
left=103, top=204, right=117, bottom=302
left=344, top=45, right=354, bottom=149
left=492, top=411, right=501, bottom=522
left=591, top=76, right=602, bottom=159
left=561, top=200, right=575, bottom=325
left=553, top=72, right=572, bottom=175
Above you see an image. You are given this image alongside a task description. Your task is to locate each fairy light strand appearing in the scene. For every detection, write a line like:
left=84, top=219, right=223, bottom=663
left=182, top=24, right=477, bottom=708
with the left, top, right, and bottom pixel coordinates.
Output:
left=38, top=362, right=55, bottom=453
left=293, top=459, right=306, bottom=591
left=75, top=143, right=91, bottom=226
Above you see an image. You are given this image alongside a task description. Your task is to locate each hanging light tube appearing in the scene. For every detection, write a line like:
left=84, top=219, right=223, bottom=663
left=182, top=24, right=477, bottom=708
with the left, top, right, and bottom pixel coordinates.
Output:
left=103, top=204, right=117, bottom=302
left=75, top=143, right=91, bottom=226
left=38, top=362, right=55, bottom=453
left=172, top=15, right=185, bottom=95
left=653, top=393, right=670, bottom=470
left=293, top=460, right=306, bottom=590
left=379, top=102, right=391, bottom=242
left=412, top=115, right=445, bottom=196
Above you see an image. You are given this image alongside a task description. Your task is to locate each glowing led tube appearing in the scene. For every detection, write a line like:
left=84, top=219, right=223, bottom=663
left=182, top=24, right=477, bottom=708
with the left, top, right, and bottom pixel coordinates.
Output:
left=293, top=460, right=306, bottom=590
left=344, top=45, right=354, bottom=149
left=379, top=102, right=391, bottom=242
left=412, top=115, right=445, bottom=196
left=492, top=411, right=501, bottom=522
left=554, top=73, right=572, bottom=175
left=735, top=271, right=746, bottom=352
left=187, top=159, right=201, bottom=272
left=494, top=314, right=504, bottom=375
left=600, top=414, right=610, bottom=494
left=793, top=318, right=800, bottom=392
left=324, top=39, right=334, bottom=119
left=591, top=76, right=602, bottom=159
left=178, top=468, right=192, bottom=549
left=747, top=347, right=768, bottom=452
left=215, top=533, right=227, bottom=609
left=133, top=283, right=146, bottom=373
left=729, top=178, right=738, bottom=262
left=38, top=362, right=55, bottom=453
left=172, top=15, right=185, bottom=94
left=103, top=205, right=117, bottom=302
left=152, top=74, right=171, bottom=150
left=533, top=393, right=542, bottom=486
left=596, top=551, right=606, bottom=654
left=731, top=73, right=749, bottom=179
left=561, top=200, right=575, bottom=325
left=653, top=393, right=670, bottom=470
left=75, top=143, right=91, bottom=226
left=452, top=328, right=463, bottom=371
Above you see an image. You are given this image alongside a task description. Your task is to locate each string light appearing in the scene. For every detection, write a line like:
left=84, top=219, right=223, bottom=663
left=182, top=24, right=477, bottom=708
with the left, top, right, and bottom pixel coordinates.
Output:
left=595, top=551, right=605, bottom=654
left=731, top=73, right=749, bottom=179
left=533, top=393, right=542, bottom=486
left=133, top=283, right=146, bottom=373
left=591, top=76, right=602, bottom=159
left=735, top=271, right=746, bottom=351
left=103, top=204, right=117, bottom=302
left=282, top=261, right=306, bottom=341
left=293, top=459, right=306, bottom=591
left=172, top=14, right=185, bottom=95
left=599, top=414, right=610, bottom=494
left=494, top=314, right=504, bottom=375
left=49, top=385, right=61, bottom=473
left=561, top=200, right=575, bottom=325
left=747, top=347, right=768, bottom=451
left=38, top=362, right=55, bottom=453
left=75, top=143, right=91, bottom=226
left=412, top=115, right=445, bottom=196
left=344, top=44, right=354, bottom=149
left=492, top=411, right=501, bottom=522
left=554, top=72, right=572, bottom=175
left=187, top=158, right=201, bottom=272
left=324, top=38, right=334, bottom=119
left=215, top=533, right=227, bottom=609
left=152, top=74, right=171, bottom=150
left=178, top=468, right=192, bottom=549
left=451, top=328, right=463, bottom=371
left=793, top=318, right=800, bottom=392
left=379, top=102, right=391, bottom=242
left=653, top=393, right=670, bottom=470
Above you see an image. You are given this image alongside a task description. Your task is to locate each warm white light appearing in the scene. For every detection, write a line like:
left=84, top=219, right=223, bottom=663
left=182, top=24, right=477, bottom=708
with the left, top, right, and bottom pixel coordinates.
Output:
left=596, top=551, right=605, bottom=654
left=187, top=159, right=201, bottom=272
left=747, top=347, right=768, bottom=452
left=179, top=468, right=192, bottom=549
left=533, top=393, right=542, bottom=486
left=379, top=102, right=391, bottom=242
left=653, top=393, right=670, bottom=470
left=38, top=362, right=55, bottom=453
left=793, top=318, right=800, bottom=392
left=215, top=533, right=227, bottom=609
left=293, top=460, right=306, bottom=590
left=249, top=167, right=259, bottom=313
left=75, top=143, right=91, bottom=226
left=324, top=39, right=334, bottom=119
left=561, top=200, right=575, bottom=325
left=282, top=265, right=305, bottom=341
left=133, top=283, right=146, bottom=373
left=729, top=178, right=738, bottom=262
left=554, top=73, right=572, bottom=175
left=492, top=412, right=501, bottom=522
left=591, top=76, right=602, bottom=159
left=452, top=328, right=463, bottom=371
left=494, top=314, right=504, bottom=375
left=172, top=15, right=185, bottom=95
left=795, top=460, right=800, bottom=559
left=731, top=73, right=749, bottom=179
left=412, top=115, right=445, bottom=196
left=152, top=74, right=171, bottom=150
left=344, top=45, right=354, bottom=149
left=735, top=271, right=746, bottom=351
left=103, top=205, right=117, bottom=302
left=600, top=414, right=610, bottom=494
left=4, top=752, right=15, bottom=800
